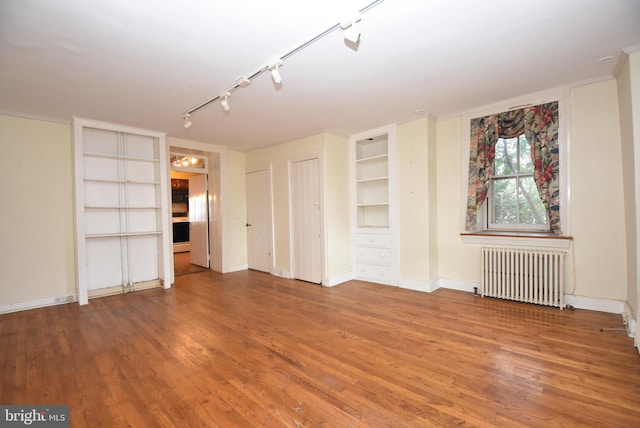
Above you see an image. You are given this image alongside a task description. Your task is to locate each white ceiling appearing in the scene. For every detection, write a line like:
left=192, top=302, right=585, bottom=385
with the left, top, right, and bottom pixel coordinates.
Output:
left=1, top=0, right=639, bottom=151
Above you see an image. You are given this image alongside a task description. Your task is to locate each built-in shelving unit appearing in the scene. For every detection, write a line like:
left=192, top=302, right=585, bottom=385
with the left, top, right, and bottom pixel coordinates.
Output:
left=73, top=118, right=171, bottom=305
left=351, top=125, right=398, bottom=285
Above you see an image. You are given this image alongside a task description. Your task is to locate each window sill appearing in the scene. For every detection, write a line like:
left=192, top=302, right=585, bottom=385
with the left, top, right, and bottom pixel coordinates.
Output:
left=460, top=231, right=572, bottom=250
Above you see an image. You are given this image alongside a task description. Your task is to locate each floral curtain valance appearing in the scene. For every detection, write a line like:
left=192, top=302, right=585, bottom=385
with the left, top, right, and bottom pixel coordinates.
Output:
left=465, top=101, right=561, bottom=234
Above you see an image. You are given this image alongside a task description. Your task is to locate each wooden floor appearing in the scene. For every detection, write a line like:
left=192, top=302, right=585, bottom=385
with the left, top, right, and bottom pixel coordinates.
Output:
left=174, top=251, right=208, bottom=276
left=2, top=271, right=639, bottom=427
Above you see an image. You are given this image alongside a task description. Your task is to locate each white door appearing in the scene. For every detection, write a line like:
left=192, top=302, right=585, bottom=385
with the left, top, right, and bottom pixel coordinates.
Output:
left=246, top=170, right=273, bottom=272
left=189, top=174, right=209, bottom=268
left=291, top=158, right=322, bottom=284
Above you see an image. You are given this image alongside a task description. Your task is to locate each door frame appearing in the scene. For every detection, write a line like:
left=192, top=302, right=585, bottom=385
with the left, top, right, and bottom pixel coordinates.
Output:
left=167, top=141, right=225, bottom=285
left=288, top=151, right=326, bottom=285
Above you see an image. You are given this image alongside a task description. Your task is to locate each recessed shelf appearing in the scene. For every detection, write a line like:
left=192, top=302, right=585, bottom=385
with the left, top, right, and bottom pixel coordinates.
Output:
left=86, top=231, right=162, bottom=238
left=84, top=205, right=161, bottom=209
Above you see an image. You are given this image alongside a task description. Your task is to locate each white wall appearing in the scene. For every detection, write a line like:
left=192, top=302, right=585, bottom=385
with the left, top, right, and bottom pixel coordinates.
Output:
left=0, top=115, right=76, bottom=310
left=397, top=117, right=439, bottom=284
left=570, top=80, right=628, bottom=300
left=323, top=133, right=351, bottom=283
left=617, top=51, right=640, bottom=323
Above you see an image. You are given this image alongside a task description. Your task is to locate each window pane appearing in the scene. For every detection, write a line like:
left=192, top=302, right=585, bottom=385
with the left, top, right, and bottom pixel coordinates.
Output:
left=519, top=135, right=533, bottom=174
left=517, top=176, right=547, bottom=225
left=493, top=138, right=517, bottom=176
left=492, top=178, right=516, bottom=224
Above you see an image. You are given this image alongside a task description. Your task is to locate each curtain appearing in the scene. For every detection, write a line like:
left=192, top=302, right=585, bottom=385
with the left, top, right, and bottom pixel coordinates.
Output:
left=465, top=115, right=497, bottom=230
left=524, top=101, right=561, bottom=234
left=465, top=101, right=560, bottom=234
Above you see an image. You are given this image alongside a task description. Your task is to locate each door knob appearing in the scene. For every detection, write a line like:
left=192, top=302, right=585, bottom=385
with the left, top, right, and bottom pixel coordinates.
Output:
left=246, top=223, right=252, bottom=227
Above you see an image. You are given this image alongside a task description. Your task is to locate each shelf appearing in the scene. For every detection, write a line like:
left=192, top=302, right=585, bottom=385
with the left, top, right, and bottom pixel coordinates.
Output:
left=83, top=151, right=159, bottom=163
left=356, top=153, right=388, bottom=163
left=85, top=205, right=161, bottom=209
left=357, top=202, right=389, bottom=207
left=356, top=176, right=388, bottom=183
left=84, top=178, right=160, bottom=185
left=86, top=231, right=162, bottom=239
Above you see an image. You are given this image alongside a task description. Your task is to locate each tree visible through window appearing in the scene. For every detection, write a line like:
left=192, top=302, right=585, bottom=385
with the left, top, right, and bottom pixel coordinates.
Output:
left=490, top=134, right=547, bottom=229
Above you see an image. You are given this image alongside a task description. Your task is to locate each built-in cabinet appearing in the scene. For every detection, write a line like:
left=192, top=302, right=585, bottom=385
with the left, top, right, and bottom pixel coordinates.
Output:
left=351, top=125, right=398, bottom=285
left=73, top=118, right=171, bottom=305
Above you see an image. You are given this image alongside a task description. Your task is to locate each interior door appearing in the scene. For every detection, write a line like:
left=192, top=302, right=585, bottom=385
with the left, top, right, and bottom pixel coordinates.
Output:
left=188, top=174, right=209, bottom=268
left=291, top=158, right=322, bottom=284
left=246, top=170, right=273, bottom=272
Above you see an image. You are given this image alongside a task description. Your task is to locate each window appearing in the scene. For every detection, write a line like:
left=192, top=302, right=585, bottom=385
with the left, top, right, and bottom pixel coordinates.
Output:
left=465, top=96, right=565, bottom=236
left=489, top=134, right=548, bottom=231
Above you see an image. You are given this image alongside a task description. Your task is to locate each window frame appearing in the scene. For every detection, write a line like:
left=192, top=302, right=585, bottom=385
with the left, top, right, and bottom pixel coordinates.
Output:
left=461, top=88, right=571, bottom=242
left=488, top=135, right=549, bottom=232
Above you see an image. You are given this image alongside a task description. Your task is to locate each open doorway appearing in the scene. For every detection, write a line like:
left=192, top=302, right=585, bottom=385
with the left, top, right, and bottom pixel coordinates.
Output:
left=170, top=152, right=209, bottom=277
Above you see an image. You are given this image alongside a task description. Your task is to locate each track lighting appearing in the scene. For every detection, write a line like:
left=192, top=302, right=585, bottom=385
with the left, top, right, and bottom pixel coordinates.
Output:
left=183, top=114, right=192, bottom=129
left=237, top=76, right=251, bottom=88
left=268, top=60, right=283, bottom=85
left=340, top=14, right=362, bottom=44
left=220, top=92, right=231, bottom=112
left=180, top=0, right=384, bottom=122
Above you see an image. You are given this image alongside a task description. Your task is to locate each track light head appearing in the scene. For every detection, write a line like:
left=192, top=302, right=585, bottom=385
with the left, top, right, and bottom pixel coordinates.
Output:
left=340, top=14, right=362, bottom=44
left=268, top=60, right=283, bottom=85
left=220, top=91, right=231, bottom=112
left=183, top=114, right=192, bottom=129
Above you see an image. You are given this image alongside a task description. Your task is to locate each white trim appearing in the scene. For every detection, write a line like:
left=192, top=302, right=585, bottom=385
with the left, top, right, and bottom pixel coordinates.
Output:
left=0, top=109, right=71, bottom=125
left=438, top=279, right=625, bottom=315
left=72, top=117, right=166, bottom=138
left=460, top=234, right=572, bottom=250
left=564, top=295, right=625, bottom=314
left=438, top=279, right=477, bottom=294
left=226, top=264, right=248, bottom=273
left=324, top=272, right=353, bottom=287
left=399, top=277, right=438, bottom=293
left=271, top=268, right=292, bottom=279
left=0, top=294, right=77, bottom=315
left=623, top=301, right=637, bottom=339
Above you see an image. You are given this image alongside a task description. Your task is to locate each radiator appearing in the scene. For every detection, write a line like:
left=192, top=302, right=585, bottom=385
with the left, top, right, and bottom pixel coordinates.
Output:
left=481, top=247, right=566, bottom=309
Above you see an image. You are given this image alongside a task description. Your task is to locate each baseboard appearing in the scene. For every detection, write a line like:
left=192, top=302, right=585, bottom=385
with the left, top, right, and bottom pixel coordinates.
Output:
left=436, top=280, right=627, bottom=315
left=563, top=295, right=625, bottom=314
left=398, top=277, right=439, bottom=293
left=324, top=272, right=353, bottom=287
left=0, top=293, right=77, bottom=315
left=438, top=279, right=478, bottom=294
left=225, top=264, right=248, bottom=273
left=271, top=268, right=292, bottom=279
left=623, top=301, right=637, bottom=341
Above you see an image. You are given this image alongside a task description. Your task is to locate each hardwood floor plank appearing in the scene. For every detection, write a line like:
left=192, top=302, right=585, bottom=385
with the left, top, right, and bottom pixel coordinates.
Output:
left=1, top=270, right=639, bottom=427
